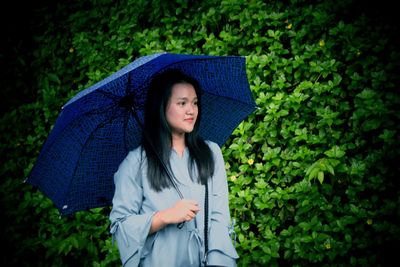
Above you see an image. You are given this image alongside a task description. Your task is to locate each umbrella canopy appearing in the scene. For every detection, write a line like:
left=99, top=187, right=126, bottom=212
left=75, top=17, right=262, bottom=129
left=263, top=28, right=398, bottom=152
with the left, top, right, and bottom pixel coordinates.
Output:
left=26, top=52, right=256, bottom=215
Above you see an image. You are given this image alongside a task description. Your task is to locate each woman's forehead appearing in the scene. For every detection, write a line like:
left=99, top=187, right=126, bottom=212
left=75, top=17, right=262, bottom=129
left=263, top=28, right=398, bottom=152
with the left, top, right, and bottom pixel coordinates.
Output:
left=170, top=83, right=197, bottom=98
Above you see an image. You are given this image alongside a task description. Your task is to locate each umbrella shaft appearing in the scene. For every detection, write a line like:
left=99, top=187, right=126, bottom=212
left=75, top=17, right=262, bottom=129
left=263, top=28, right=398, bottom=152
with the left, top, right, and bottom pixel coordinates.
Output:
left=130, top=108, right=184, bottom=199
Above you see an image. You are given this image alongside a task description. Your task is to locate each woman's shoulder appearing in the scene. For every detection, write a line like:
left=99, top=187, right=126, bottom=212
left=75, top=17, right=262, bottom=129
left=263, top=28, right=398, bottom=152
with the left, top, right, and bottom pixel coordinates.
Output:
left=114, top=146, right=146, bottom=179
left=204, top=140, right=222, bottom=153
left=122, top=146, right=146, bottom=164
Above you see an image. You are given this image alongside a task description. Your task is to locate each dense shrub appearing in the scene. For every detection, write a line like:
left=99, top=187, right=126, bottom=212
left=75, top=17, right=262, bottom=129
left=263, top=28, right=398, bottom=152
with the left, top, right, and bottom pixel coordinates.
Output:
left=1, top=0, right=399, bottom=266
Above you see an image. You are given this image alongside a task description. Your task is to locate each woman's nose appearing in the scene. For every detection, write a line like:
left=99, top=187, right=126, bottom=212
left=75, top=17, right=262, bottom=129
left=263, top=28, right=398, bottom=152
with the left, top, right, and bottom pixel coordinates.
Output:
left=187, top=104, right=196, bottom=114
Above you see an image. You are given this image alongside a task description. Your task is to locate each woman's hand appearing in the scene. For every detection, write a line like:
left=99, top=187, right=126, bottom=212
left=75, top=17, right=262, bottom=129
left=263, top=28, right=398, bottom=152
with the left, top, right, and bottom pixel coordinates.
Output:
left=149, top=199, right=200, bottom=234
left=163, top=199, right=200, bottom=224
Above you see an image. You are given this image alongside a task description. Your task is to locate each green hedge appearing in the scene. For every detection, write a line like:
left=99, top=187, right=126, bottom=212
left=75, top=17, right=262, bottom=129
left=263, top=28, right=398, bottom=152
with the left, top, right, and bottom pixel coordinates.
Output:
left=1, top=0, right=399, bottom=266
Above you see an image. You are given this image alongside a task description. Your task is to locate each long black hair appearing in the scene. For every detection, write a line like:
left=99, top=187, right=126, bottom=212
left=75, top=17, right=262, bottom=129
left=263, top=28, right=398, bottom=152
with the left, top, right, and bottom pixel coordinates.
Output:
left=142, top=69, right=215, bottom=192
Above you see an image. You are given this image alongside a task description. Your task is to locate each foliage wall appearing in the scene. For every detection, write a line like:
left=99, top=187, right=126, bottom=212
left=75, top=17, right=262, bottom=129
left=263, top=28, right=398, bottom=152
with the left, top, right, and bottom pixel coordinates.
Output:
left=1, top=0, right=399, bottom=266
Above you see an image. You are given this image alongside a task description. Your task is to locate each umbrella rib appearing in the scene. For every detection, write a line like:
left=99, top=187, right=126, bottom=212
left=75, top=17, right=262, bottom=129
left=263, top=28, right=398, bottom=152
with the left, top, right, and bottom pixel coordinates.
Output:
left=122, top=105, right=130, bottom=154
left=203, top=90, right=255, bottom=107
left=63, top=102, right=121, bottom=213
left=95, top=89, right=121, bottom=101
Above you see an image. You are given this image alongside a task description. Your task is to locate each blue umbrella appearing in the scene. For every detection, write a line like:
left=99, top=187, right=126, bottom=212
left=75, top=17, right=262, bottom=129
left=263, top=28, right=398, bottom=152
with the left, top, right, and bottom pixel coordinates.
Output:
left=26, top=52, right=256, bottom=215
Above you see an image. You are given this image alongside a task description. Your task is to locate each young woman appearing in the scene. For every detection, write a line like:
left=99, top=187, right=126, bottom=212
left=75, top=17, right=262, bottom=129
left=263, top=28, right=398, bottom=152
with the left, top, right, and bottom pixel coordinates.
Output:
left=109, top=69, right=238, bottom=266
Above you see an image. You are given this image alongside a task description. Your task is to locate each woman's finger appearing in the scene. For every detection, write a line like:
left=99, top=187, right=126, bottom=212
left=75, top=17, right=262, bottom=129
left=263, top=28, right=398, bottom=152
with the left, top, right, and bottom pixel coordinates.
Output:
left=190, top=205, right=200, bottom=213
left=185, top=199, right=199, bottom=206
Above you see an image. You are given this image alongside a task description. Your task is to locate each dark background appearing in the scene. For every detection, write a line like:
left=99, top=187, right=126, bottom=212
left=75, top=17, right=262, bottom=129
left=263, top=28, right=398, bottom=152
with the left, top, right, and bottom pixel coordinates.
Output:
left=1, top=0, right=57, bottom=115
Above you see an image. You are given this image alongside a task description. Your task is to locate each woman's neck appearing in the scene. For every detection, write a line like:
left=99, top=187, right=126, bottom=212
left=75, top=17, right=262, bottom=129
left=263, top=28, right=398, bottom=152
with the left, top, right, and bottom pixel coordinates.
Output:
left=171, top=133, right=186, bottom=157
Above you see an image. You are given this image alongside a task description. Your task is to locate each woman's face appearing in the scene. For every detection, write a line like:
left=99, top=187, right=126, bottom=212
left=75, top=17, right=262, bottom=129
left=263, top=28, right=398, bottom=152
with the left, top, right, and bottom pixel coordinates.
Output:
left=166, top=82, right=198, bottom=137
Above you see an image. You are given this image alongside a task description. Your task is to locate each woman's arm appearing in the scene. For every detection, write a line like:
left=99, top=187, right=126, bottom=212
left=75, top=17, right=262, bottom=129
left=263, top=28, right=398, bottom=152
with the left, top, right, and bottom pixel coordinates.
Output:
left=207, top=142, right=239, bottom=266
left=109, top=149, right=154, bottom=266
left=149, top=199, right=200, bottom=234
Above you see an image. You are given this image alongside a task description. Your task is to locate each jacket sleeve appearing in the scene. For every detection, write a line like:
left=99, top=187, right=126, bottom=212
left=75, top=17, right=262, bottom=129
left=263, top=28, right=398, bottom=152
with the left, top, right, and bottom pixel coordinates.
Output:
left=109, top=150, right=155, bottom=267
left=207, top=142, right=239, bottom=267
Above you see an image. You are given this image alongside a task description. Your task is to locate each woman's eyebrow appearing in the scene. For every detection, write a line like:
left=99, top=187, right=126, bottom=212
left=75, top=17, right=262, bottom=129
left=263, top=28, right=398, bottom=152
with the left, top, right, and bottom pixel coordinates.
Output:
left=176, top=96, right=198, bottom=100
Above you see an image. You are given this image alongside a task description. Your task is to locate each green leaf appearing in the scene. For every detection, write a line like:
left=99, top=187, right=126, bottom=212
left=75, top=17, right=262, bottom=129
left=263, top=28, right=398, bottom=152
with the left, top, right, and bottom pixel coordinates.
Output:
left=324, top=146, right=346, bottom=158
left=47, top=73, right=61, bottom=84
left=317, top=171, right=324, bottom=184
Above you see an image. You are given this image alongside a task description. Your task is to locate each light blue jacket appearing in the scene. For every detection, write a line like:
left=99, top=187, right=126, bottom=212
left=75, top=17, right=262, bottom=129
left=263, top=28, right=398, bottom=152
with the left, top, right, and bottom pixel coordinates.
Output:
left=109, top=141, right=239, bottom=267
